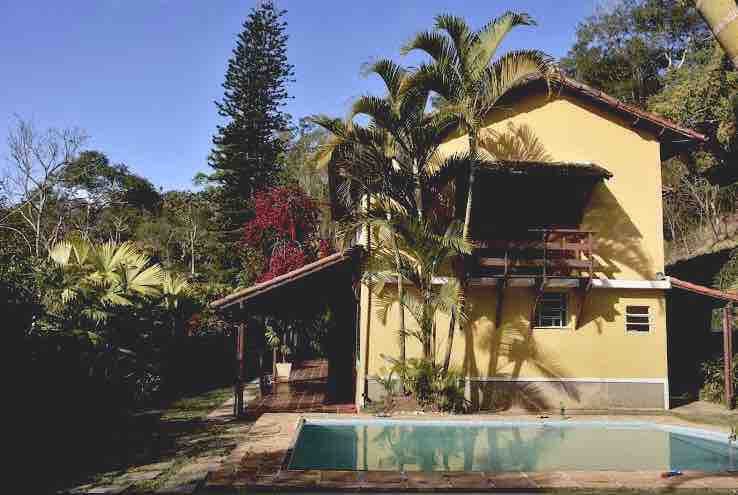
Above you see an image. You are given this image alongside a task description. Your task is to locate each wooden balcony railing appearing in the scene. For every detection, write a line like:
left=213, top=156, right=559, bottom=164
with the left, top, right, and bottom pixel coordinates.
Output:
left=474, top=229, right=596, bottom=278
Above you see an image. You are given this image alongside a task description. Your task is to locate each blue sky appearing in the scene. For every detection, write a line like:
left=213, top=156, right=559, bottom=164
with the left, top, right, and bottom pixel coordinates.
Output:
left=0, top=1, right=598, bottom=191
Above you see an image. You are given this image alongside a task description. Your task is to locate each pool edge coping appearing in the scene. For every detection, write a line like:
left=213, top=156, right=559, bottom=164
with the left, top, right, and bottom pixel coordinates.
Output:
left=205, top=412, right=738, bottom=492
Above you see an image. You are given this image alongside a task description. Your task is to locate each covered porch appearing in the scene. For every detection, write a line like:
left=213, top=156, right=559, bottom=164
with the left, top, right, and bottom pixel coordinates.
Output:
left=244, top=359, right=356, bottom=416
left=210, top=248, right=363, bottom=417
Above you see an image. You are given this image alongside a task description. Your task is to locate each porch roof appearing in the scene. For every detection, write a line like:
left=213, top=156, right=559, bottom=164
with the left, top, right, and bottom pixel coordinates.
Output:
left=209, top=247, right=362, bottom=311
left=467, top=161, right=610, bottom=238
left=475, top=160, right=612, bottom=179
left=670, top=276, right=738, bottom=303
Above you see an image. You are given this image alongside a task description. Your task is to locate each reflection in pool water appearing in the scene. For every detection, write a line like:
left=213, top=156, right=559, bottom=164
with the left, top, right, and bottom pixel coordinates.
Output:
left=288, top=420, right=737, bottom=472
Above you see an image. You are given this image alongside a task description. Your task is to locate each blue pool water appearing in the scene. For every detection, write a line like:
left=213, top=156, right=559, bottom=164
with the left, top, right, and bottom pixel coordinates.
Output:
left=288, top=419, right=738, bottom=473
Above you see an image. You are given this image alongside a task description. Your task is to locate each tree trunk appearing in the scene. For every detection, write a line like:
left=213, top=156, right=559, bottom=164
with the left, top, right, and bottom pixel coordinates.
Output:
left=442, top=306, right=456, bottom=374
left=462, top=167, right=476, bottom=241
left=190, top=222, right=197, bottom=276
left=422, top=287, right=434, bottom=360
left=190, top=235, right=196, bottom=275
left=697, top=0, right=738, bottom=68
left=446, top=131, right=479, bottom=376
left=391, top=232, right=407, bottom=392
left=413, top=158, right=423, bottom=220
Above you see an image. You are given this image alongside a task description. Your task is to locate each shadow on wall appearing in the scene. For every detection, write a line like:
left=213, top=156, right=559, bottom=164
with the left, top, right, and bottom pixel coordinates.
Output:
left=479, top=122, right=553, bottom=162
left=454, top=86, right=666, bottom=412
left=583, top=184, right=666, bottom=321
left=585, top=184, right=655, bottom=280
left=461, top=292, right=580, bottom=412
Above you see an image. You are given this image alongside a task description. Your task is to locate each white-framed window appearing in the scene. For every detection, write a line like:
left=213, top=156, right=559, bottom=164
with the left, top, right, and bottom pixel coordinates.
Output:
left=536, top=292, right=568, bottom=328
left=626, top=305, right=651, bottom=333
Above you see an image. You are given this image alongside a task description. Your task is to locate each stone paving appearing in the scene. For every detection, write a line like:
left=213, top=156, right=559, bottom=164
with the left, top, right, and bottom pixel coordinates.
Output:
left=64, top=399, right=241, bottom=495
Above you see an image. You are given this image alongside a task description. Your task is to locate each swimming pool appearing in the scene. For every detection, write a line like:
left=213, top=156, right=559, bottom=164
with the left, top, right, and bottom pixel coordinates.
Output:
left=288, top=419, right=738, bottom=473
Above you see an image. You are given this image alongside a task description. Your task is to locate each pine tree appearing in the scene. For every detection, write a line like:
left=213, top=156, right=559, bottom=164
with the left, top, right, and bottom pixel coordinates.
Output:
left=209, top=1, right=294, bottom=233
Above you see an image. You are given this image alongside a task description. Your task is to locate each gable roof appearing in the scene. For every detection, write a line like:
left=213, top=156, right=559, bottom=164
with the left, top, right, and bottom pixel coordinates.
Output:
left=523, top=75, right=707, bottom=158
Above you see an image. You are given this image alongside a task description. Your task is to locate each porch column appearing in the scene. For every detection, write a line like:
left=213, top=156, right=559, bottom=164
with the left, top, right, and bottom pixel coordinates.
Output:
left=235, top=320, right=247, bottom=417
left=724, top=303, right=734, bottom=410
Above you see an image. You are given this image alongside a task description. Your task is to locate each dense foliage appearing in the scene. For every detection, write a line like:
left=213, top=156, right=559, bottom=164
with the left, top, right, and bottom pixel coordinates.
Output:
left=561, top=0, right=710, bottom=107
left=241, top=185, right=322, bottom=284
left=699, top=353, right=738, bottom=404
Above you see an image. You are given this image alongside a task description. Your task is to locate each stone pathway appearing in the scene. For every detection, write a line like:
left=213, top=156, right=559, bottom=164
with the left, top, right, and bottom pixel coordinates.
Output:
left=63, top=392, right=256, bottom=495
left=63, top=359, right=348, bottom=494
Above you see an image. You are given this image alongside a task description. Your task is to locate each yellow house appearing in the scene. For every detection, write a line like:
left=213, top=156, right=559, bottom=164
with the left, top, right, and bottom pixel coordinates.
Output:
left=211, top=75, right=708, bottom=415
left=355, top=76, right=707, bottom=411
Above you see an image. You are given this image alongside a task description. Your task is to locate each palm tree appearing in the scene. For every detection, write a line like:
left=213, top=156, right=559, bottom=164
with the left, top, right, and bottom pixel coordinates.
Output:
left=401, top=14, right=554, bottom=215
left=315, top=62, right=482, bottom=372
left=370, top=216, right=472, bottom=360
left=48, top=237, right=168, bottom=385
left=401, top=12, right=555, bottom=372
left=161, top=271, right=193, bottom=337
left=696, top=0, right=738, bottom=68
left=349, top=58, right=460, bottom=375
left=49, top=238, right=165, bottom=324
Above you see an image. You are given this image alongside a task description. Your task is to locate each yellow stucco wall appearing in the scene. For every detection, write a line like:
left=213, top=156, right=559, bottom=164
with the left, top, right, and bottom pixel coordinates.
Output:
left=356, top=90, right=670, bottom=407
left=364, top=286, right=667, bottom=380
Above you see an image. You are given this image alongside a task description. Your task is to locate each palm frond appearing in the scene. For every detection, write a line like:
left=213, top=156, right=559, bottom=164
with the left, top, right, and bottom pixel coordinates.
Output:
left=310, top=115, right=352, bottom=168
left=49, top=241, right=73, bottom=265
left=479, top=49, right=555, bottom=113
left=363, top=58, right=407, bottom=100
left=351, top=96, right=399, bottom=136
left=436, top=279, right=467, bottom=324
left=126, top=263, right=165, bottom=297
left=470, top=12, right=536, bottom=75
left=434, top=14, right=473, bottom=62
left=401, top=62, right=458, bottom=103
left=400, top=30, right=456, bottom=65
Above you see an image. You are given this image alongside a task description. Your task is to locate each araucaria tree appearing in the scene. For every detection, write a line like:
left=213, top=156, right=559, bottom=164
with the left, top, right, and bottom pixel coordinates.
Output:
left=209, top=1, right=294, bottom=233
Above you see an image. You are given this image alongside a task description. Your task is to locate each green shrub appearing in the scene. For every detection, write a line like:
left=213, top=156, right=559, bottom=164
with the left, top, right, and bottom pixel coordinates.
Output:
left=395, top=358, right=470, bottom=413
left=435, top=368, right=469, bottom=413
left=404, top=358, right=438, bottom=407
left=375, top=366, right=398, bottom=414
left=699, top=354, right=738, bottom=403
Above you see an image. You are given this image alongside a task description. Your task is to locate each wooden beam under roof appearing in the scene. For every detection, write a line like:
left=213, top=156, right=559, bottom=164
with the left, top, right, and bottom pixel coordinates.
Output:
left=670, top=277, right=738, bottom=303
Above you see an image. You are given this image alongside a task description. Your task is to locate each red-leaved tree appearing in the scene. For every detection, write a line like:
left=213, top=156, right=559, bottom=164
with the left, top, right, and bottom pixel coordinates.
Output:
left=242, top=186, right=329, bottom=283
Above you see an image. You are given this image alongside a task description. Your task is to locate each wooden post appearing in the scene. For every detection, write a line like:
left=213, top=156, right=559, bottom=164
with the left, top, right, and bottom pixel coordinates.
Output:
left=235, top=321, right=246, bottom=417
left=724, top=303, right=734, bottom=410
left=272, top=347, right=277, bottom=384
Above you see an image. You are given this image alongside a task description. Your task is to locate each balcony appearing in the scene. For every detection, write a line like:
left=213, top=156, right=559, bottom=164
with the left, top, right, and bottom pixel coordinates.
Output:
left=472, top=228, right=596, bottom=282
